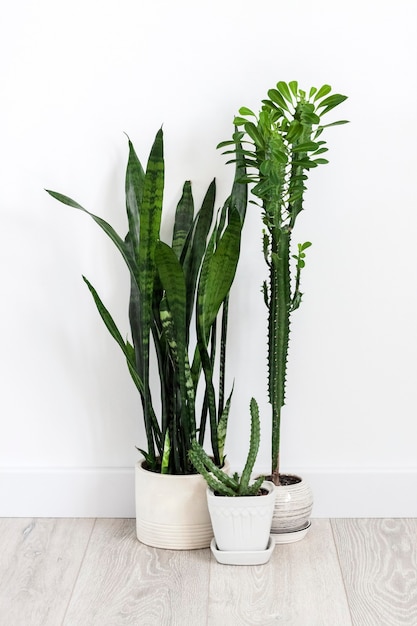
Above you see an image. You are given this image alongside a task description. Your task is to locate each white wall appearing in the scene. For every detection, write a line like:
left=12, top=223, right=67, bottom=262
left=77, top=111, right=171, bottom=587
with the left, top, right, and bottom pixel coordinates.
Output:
left=1, top=0, right=416, bottom=517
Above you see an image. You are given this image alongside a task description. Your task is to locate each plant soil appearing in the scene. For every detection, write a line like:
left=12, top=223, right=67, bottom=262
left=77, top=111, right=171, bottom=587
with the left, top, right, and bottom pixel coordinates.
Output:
left=213, top=487, right=269, bottom=497
left=266, top=474, right=302, bottom=487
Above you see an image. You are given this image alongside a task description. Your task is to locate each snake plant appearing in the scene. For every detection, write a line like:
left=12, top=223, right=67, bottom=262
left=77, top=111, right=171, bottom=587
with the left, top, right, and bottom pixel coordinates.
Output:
left=46, top=128, right=247, bottom=474
left=189, top=397, right=265, bottom=496
left=219, top=81, right=348, bottom=485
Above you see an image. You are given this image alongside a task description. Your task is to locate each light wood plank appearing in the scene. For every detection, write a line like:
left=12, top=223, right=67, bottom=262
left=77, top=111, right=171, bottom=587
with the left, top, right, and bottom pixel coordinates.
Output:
left=0, top=517, right=94, bottom=626
left=332, top=518, right=417, bottom=626
left=63, top=518, right=211, bottom=626
left=207, top=519, right=352, bottom=626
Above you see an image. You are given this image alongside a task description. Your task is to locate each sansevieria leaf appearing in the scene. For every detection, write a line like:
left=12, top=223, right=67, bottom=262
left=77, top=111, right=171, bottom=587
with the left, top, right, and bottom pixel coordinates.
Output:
left=198, top=208, right=242, bottom=338
left=44, top=191, right=139, bottom=287
left=137, top=128, right=165, bottom=463
left=125, top=138, right=145, bottom=254
left=182, top=179, right=216, bottom=329
left=156, top=241, right=196, bottom=452
left=172, top=181, right=194, bottom=260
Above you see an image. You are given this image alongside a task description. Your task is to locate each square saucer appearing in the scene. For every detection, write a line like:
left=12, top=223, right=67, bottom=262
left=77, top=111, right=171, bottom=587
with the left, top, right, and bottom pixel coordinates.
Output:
left=210, top=535, right=275, bottom=565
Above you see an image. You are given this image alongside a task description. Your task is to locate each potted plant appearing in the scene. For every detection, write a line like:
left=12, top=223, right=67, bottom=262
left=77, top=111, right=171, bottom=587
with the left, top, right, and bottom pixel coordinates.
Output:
left=219, top=81, right=348, bottom=541
left=189, top=398, right=275, bottom=565
left=46, top=127, right=247, bottom=549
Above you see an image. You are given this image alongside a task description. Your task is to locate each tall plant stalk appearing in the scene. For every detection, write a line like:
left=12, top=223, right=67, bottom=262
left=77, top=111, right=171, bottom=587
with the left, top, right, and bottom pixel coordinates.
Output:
left=219, top=81, right=348, bottom=484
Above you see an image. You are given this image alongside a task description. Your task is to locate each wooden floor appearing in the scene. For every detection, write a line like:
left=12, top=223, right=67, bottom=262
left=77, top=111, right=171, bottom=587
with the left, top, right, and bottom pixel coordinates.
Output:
left=0, top=519, right=416, bottom=625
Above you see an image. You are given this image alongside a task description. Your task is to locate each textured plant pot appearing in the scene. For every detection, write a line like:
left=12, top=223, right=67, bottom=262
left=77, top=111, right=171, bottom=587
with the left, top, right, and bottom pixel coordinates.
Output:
left=271, top=474, right=313, bottom=542
left=135, top=460, right=214, bottom=550
left=207, top=481, right=275, bottom=552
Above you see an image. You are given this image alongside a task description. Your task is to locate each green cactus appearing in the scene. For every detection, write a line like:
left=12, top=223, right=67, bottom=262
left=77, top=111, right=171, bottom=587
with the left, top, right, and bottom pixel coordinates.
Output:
left=189, top=398, right=265, bottom=496
left=219, top=82, right=348, bottom=485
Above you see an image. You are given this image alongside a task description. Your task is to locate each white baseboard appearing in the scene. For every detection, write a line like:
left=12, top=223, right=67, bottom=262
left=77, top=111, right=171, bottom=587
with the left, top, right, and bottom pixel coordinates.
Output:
left=1, top=467, right=416, bottom=518
left=0, top=467, right=135, bottom=518
left=304, top=469, right=417, bottom=517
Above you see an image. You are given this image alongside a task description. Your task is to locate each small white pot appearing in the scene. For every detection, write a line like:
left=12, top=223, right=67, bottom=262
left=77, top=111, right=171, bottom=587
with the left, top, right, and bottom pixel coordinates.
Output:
left=135, top=461, right=213, bottom=550
left=207, top=481, right=275, bottom=552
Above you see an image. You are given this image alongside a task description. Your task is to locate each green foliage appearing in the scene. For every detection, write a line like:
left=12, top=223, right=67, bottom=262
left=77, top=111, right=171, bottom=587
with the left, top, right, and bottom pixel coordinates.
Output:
left=219, top=81, right=348, bottom=484
left=189, top=398, right=265, bottom=496
left=46, top=128, right=247, bottom=474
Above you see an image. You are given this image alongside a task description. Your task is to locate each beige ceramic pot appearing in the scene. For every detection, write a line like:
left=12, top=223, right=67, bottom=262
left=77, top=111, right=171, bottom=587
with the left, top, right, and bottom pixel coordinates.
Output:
left=135, top=460, right=214, bottom=550
left=271, top=474, right=313, bottom=543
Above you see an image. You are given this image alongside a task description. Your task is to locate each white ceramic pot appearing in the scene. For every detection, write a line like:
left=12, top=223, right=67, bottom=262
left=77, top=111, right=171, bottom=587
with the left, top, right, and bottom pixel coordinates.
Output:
left=207, top=481, right=275, bottom=552
left=271, top=474, right=313, bottom=543
left=135, top=460, right=214, bottom=550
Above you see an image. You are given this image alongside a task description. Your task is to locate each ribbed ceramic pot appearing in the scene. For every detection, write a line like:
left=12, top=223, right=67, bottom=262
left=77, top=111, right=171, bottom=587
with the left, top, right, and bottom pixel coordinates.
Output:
left=207, top=481, right=275, bottom=552
left=135, top=460, right=214, bottom=550
left=271, top=474, right=313, bottom=542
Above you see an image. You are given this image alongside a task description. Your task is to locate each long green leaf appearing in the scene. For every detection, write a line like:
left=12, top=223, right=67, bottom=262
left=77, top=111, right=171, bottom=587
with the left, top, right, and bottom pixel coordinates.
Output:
left=316, top=93, right=348, bottom=114
left=217, top=384, right=233, bottom=463
left=124, top=144, right=148, bottom=421
left=277, top=81, right=294, bottom=105
left=243, top=122, right=265, bottom=149
left=137, top=128, right=165, bottom=463
left=267, top=89, right=290, bottom=112
left=45, top=191, right=138, bottom=285
left=195, top=229, right=218, bottom=460
left=289, top=80, right=298, bottom=97
left=189, top=440, right=238, bottom=490
left=196, top=209, right=242, bottom=463
left=172, top=181, right=194, bottom=259
left=82, top=276, right=147, bottom=399
left=159, top=301, right=194, bottom=472
left=138, top=128, right=164, bottom=293
left=155, top=242, right=187, bottom=360
left=182, top=179, right=216, bottom=329
left=125, top=138, right=145, bottom=255
left=161, top=431, right=171, bottom=474
left=217, top=149, right=246, bottom=418
left=229, top=133, right=248, bottom=224
left=313, top=84, right=332, bottom=101
left=156, top=242, right=196, bottom=451
left=199, top=209, right=242, bottom=337
left=320, top=120, right=350, bottom=129
left=128, top=282, right=144, bottom=383
left=46, top=185, right=161, bottom=463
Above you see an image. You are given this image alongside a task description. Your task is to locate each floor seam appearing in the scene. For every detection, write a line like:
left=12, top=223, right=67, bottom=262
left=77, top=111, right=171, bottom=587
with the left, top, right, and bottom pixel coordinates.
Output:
left=60, top=518, right=97, bottom=626
left=330, top=518, right=354, bottom=626
left=206, top=543, right=213, bottom=626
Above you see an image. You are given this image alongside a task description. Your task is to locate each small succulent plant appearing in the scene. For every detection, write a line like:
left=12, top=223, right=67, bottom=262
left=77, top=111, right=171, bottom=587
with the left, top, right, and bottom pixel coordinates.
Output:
left=189, top=398, right=265, bottom=496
